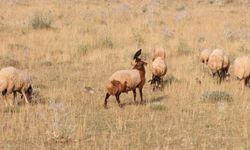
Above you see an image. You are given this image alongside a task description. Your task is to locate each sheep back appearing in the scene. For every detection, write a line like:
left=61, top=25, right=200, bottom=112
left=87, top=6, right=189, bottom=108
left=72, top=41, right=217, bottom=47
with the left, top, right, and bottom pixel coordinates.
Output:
left=151, top=57, right=167, bottom=76
left=106, top=70, right=141, bottom=95
left=208, top=49, right=224, bottom=73
left=234, top=56, right=250, bottom=80
left=0, top=67, right=31, bottom=92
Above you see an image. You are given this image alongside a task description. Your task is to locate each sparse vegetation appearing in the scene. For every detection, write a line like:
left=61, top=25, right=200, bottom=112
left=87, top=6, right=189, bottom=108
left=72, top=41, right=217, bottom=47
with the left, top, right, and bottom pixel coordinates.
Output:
left=202, top=90, right=233, bottom=102
left=0, top=1, right=250, bottom=149
left=29, top=12, right=53, bottom=29
left=177, top=39, right=192, bottom=55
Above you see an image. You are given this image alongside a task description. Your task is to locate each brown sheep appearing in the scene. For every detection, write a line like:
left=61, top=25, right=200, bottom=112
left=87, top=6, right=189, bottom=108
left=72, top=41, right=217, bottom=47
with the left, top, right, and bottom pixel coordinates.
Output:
left=104, top=49, right=147, bottom=108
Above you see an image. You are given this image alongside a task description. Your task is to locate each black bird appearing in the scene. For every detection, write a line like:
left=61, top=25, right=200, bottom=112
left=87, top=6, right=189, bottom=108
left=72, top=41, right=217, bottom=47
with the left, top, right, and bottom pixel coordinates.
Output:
left=133, top=49, right=142, bottom=60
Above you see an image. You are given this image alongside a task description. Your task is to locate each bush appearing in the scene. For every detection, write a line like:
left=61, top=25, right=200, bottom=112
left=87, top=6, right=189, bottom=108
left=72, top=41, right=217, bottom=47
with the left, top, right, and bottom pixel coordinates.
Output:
left=149, top=104, right=166, bottom=111
left=30, top=12, right=52, bottom=29
left=77, top=43, right=91, bottom=55
left=100, top=36, right=114, bottom=49
left=177, top=39, right=191, bottom=55
left=201, top=90, right=233, bottom=102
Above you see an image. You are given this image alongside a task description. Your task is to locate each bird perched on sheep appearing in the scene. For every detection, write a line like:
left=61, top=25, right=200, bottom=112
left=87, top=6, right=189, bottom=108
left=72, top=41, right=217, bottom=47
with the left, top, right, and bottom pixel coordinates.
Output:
left=200, top=49, right=212, bottom=65
left=234, top=56, right=250, bottom=89
left=0, top=67, right=33, bottom=106
left=104, top=49, right=147, bottom=108
left=207, top=49, right=230, bottom=81
left=149, top=47, right=167, bottom=90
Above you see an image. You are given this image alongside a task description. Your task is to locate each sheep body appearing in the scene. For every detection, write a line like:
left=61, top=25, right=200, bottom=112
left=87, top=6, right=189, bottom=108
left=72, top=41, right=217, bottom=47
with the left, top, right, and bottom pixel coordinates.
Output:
left=151, top=57, right=167, bottom=77
left=200, top=49, right=212, bottom=64
left=234, top=56, right=250, bottom=88
left=104, top=50, right=147, bottom=108
left=208, top=49, right=224, bottom=74
left=150, top=48, right=167, bottom=90
left=0, top=67, right=32, bottom=105
left=106, top=70, right=141, bottom=95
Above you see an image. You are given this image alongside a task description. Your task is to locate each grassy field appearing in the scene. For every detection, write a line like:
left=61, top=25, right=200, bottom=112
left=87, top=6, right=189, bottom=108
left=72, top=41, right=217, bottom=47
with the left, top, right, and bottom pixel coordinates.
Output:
left=0, top=0, right=250, bottom=149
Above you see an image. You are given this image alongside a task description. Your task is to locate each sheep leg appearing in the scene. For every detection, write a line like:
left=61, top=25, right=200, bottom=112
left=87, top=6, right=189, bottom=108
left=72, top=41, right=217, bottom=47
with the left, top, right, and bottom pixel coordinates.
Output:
left=3, top=95, right=8, bottom=106
left=104, top=93, right=110, bottom=108
left=13, top=91, right=17, bottom=105
left=241, top=79, right=246, bottom=90
left=21, top=89, right=29, bottom=104
left=115, top=93, right=122, bottom=108
left=1, top=89, right=8, bottom=106
left=139, top=88, right=144, bottom=104
left=132, top=89, right=137, bottom=104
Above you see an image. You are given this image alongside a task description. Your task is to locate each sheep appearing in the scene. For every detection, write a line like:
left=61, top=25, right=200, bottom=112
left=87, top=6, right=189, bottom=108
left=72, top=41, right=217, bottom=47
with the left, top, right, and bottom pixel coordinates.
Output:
left=149, top=48, right=167, bottom=90
left=234, top=56, right=250, bottom=89
left=200, top=49, right=212, bottom=65
left=207, top=49, right=230, bottom=81
left=0, top=67, right=33, bottom=106
left=104, top=49, right=147, bottom=108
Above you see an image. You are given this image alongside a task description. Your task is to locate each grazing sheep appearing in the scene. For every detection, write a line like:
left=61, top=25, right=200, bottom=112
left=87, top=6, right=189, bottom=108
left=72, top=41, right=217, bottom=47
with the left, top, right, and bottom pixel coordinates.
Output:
left=208, top=49, right=230, bottom=81
left=150, top=48, right=167, bottom=90
left=234, top=56, right=250, bottom=89
left=104, top=49, right=147, bottom=108
left=0, top=67, right=32, bottom=106
left=200, top=49, right=212, bottom=65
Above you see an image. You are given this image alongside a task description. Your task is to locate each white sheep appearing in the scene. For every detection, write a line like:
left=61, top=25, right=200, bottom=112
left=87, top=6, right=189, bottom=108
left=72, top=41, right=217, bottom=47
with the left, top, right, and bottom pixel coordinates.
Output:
left=0, top=67, right=32, bottom=106
left=200, top=49, right=212, bottom=65
left=234, top=56, right=250, bottom=89
left=207, top=49, right=230, bottom=81
left=150, top=48, right=167, bottom=90
left=104, top=49, right=147, bottom=108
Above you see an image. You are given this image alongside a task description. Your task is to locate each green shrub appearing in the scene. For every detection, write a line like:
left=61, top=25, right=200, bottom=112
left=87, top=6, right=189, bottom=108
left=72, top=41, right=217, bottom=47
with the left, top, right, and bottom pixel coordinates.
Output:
left=201, top=90, right=233, bottom=102
left=100, top=36, right=114, bottom=49
left=149, top=104, right=166, bottom=111
left=177, top=39, right=191, bottom=55
left=78, top=43, right=91, bottom=55
left=30, top=12, right=52, bottom=29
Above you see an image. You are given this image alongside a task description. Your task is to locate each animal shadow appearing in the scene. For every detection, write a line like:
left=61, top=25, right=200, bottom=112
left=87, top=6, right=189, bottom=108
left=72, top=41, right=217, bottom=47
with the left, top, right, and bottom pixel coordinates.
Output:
left=120, top=95, right=168, bottom=107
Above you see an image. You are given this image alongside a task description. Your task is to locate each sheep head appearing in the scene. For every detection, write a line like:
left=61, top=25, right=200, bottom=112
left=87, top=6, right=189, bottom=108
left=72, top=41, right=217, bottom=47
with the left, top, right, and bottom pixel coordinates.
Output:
left=22, top=85, right=33, bottom=102
left=132, top=49, right=147, bottom=71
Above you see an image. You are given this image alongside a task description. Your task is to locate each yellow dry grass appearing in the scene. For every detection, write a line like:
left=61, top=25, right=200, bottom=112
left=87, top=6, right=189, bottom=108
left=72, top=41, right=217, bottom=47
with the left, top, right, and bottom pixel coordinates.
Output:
left=0, top=0, right=250, bottom=149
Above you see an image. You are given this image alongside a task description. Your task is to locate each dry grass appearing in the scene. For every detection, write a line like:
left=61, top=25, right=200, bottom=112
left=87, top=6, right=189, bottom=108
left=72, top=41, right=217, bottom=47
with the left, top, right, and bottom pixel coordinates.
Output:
left=0, top=0, right=250, bottom=149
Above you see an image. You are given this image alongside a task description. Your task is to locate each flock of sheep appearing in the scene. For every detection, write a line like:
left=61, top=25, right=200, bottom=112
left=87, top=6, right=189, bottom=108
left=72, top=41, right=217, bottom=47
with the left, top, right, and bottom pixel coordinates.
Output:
left=105, top=47, right=250, bottom=108
left=0, top=47, right=249, bottom=108
left=104, top=48, right=167, bottom=108
left=200, top=48, right=250, bottom=89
